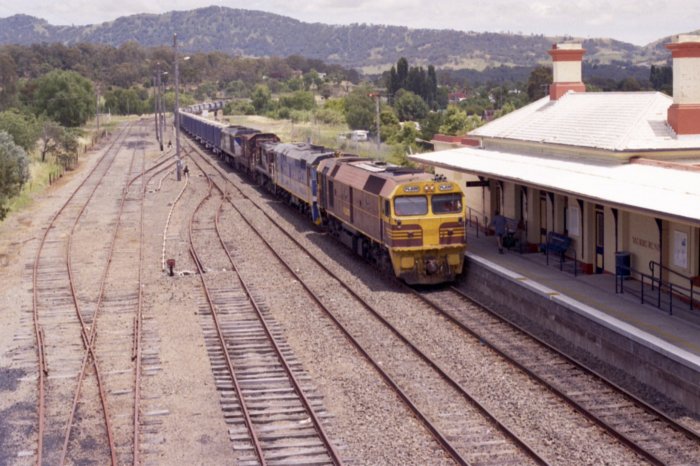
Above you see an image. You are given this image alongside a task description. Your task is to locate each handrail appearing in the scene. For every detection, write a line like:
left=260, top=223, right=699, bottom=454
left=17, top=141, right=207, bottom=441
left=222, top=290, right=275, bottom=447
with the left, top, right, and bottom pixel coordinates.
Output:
left=649, top=260, right=693, bottom=284
left=617, top=263, right=697, bottom=315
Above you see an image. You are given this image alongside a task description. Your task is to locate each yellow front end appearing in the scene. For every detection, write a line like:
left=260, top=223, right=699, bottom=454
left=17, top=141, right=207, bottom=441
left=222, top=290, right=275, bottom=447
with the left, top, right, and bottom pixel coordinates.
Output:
left=384, top=180, right=466, bottom=285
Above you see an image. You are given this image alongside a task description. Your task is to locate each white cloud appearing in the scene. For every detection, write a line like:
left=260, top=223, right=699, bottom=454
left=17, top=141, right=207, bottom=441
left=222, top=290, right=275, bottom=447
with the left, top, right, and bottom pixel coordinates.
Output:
left=0, top=0, right=698, bottom=45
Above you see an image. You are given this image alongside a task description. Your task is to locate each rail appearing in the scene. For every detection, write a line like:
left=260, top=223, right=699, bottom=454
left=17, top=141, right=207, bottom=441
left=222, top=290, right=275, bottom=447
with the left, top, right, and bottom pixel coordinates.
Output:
left=466, top=207, right=487, bottom=238
left=616, top=262, right=698, bottom=315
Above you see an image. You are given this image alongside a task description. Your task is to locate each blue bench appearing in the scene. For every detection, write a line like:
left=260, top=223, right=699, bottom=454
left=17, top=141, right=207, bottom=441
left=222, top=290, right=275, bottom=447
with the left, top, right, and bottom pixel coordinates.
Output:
left=544, top=232, right=576, bottom=274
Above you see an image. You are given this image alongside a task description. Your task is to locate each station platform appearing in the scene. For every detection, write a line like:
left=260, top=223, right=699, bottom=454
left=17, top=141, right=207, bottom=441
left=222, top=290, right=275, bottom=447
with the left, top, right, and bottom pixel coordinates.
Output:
left=459, top=226, right=700, bottom=414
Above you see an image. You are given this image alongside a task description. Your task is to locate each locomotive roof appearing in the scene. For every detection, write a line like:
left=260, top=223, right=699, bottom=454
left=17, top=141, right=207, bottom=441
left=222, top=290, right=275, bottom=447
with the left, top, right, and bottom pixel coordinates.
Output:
left=221, top=125, right=259, bottom=136
left=273, top=142, right=336, bottom=164
left=320, top=156, right=434, bottom=197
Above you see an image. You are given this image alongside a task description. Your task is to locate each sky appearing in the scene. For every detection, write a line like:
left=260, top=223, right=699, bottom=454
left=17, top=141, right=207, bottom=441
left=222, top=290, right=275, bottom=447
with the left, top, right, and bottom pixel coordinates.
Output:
left=0, top=0, right=698, bottom=46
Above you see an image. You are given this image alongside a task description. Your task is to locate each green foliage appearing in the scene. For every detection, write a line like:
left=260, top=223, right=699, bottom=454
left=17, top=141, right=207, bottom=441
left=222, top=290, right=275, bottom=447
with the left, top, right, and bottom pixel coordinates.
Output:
left=386, top=57, right=438, bottom=109
left=439, top=105, right=483, bottom=136
left=379, top=109, right=400, bottom=142
left=104, top=87, right=149, bottom=115
left=0, top=51, right=18, bottom=111
left=225, top=100, right=255, bottom=116
left=394, top=90, right=429, bottom=122
left=526, top=65, right=552, bottom=102
left=0, top=109, right=39, bottom=152
left=223, top=79, right=250, bottom=98
left=251, top=84, right=271, bottom=113
left=279, top=91, right=316, bottom=111
left=30, top=70, right=94, bottom=127
left=419, top=112, right=444, bottom=141
left=314, top=107, right=345, bottom=125
left=344, top=87, right=374, bottom=131
left=0, top=130, right=30, bottom=219
left=194, top=81, right=218, bottom=101
left=493, top=102, right=517, bottom=119
left=650, top=65, right=672, bottom=95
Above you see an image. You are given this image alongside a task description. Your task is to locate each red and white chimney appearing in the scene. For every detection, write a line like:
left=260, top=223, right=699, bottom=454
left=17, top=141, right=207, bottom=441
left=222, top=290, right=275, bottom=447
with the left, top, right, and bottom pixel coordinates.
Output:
left=548, top=42, right=586, bottom=100
left=666, top=34, right=700, bottom=135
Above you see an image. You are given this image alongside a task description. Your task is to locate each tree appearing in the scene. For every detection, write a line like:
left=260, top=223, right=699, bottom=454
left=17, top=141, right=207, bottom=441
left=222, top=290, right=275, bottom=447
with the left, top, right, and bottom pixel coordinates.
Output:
left=394, top=90, right=429, bottom=122
left=0, top=130, right=30, bottom=219
left=526, top=65, right=552, bottom=102
left=419, top=112, right=444, bottom=141
left=396, top=57, right=409, bottom=90
left=0, top=110, right=39, bottom=152
left=379, top=109, right=401, bottom=142
left=32, top=70, right=94, bottom=127
left=438, top=105, right=483, bottom=136
left=427, top=65, right=438, bottom=109
left=344, top=88, right=374, bottom=131
left=38, top=120, right=64, bottom=162
left=0, top=52, right=18, bottom=111
left=650, top=65, right=672, bottom=95
left=251, top=84, right=271, bottom=113
left=279, top=91, right=315, bottom=111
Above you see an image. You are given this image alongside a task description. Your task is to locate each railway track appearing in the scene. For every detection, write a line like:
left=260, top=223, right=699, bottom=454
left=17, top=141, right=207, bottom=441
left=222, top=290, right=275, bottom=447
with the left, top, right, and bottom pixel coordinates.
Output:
left=413, top=286, right=700, bottom=465
left=186, top=141, right=552, bottom=465
left=186, top=158, right=344, bottom=464
left=30, top=121, right=163, bottom=465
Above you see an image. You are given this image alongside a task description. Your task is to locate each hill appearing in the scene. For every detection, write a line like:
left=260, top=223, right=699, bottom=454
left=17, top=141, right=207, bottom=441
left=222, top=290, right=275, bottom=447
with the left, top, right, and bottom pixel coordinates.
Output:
left=0, top=7, right=682, bottom=72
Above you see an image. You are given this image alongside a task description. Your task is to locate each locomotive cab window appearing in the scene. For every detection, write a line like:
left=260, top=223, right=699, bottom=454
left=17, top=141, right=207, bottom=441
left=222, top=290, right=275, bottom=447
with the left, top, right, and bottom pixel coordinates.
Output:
left=394, top=196, right=428, bottom=216
left=431, top=193, right=463, bottom=214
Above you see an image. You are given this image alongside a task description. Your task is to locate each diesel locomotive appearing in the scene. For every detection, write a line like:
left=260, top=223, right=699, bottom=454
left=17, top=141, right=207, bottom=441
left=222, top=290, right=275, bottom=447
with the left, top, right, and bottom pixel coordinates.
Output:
left=179, top=111, right=466, bottom=284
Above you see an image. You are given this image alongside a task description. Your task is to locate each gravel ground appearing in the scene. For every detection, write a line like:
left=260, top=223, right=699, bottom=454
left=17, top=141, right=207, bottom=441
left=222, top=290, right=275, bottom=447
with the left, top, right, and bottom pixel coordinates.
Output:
left=1, top=121, right=696, bottom=465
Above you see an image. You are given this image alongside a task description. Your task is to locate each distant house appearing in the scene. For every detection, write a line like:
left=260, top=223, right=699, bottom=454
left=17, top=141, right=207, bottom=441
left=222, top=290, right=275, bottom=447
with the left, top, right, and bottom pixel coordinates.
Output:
left=448, top=91, right=468, bottom=104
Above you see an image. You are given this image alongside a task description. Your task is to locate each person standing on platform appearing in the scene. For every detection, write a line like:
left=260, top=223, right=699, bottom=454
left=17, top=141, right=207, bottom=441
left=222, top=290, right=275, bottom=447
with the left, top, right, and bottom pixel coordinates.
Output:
left=490, top=210, right=507, bottom=254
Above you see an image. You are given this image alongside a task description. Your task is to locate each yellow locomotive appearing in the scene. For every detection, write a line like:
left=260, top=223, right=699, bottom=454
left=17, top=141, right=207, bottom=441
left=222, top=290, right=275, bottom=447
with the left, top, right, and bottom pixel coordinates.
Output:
left=317, top=156, right=465, bottom=285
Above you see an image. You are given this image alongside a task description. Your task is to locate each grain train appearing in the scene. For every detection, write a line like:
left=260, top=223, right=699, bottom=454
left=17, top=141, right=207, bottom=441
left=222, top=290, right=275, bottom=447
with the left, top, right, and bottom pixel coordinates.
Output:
left=180, top=111, right=466, bottom=285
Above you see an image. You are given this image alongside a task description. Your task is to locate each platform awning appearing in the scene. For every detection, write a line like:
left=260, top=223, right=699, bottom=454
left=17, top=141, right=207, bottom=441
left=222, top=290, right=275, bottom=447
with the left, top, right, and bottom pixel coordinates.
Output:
left=409, top=147, right=700, bottom=225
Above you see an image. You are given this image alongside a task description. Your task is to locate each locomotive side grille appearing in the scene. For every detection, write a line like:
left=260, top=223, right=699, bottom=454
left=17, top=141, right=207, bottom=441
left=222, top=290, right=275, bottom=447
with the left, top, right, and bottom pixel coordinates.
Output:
left=439, top=222, right=466, bottom=245
left=384, top=223, right=423, bottom=247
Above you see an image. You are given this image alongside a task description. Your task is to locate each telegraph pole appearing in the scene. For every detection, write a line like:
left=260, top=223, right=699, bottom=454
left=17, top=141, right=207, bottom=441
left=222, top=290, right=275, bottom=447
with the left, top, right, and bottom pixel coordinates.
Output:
left=174, top=33, right=182, bottom=181
left=369, top=92, right=381, bottom=153
left=95, top=84, right=100, bottom=136
left=153, top=73, right=159, bottom=144
left=159, top=71, right=166, bottom=150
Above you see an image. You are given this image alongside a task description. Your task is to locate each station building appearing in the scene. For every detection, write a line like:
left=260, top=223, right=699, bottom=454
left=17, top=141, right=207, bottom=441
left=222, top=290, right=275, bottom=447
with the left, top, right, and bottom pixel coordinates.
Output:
left=411, top=35, right=700, bottom=304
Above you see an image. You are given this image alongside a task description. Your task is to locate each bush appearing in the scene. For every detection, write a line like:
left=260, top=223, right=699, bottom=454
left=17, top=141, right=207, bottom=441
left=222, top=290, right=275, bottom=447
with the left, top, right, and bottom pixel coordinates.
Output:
left=314, top=107, right=345, bottom=125
left=0, top=131, right=30, bottom=219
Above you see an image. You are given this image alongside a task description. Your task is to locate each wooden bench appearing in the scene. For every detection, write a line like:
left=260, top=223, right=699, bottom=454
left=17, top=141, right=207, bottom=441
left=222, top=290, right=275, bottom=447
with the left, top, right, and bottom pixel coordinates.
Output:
left=544, top=231, right=575, bottom=273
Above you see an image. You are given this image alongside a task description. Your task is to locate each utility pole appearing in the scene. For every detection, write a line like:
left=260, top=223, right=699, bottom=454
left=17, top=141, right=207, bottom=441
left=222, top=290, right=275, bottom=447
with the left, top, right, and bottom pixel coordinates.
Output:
left=174, top=33, right=182, bottom=181
left=95, top=84, right=100, bottom=136
left=159, top=71, right=167, bottom=150
left=156, top=63, right=164, bottom=151
left=153, top=73, right=159, bottom=144
left=369, top=92, right=381, bottom=153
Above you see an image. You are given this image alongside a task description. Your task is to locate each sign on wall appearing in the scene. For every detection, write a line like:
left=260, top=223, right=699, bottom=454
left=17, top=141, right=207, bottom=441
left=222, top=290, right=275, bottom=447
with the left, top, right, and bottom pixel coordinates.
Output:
left=673, top=230, right=688, bottom=269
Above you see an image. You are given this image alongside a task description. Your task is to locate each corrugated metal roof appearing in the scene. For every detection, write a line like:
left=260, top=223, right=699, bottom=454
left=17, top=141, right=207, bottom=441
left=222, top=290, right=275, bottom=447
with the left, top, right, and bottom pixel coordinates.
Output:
left=470, top=92, right=700, bottom=151
left=410, top=147, right=700, bottom=224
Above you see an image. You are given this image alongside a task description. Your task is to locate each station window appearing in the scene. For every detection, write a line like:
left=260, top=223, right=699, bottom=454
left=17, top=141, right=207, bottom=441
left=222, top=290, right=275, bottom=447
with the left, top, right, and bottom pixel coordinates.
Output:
left=394, top=196, right=428, bottom=216
left=431, top=193, right=463, bottom=214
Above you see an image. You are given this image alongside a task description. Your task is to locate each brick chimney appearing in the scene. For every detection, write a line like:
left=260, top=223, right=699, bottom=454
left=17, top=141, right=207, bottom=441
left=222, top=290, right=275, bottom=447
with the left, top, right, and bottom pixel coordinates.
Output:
left=666, top=34, right=700, bottom=135
left=548, top=42, right=586, bottom=100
